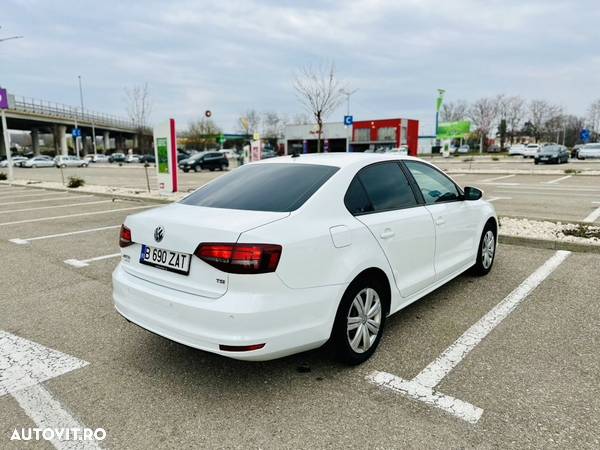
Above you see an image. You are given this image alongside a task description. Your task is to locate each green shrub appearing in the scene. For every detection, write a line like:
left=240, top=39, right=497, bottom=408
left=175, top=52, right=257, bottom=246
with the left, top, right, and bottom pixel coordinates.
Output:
left=492, top=157, right=500, bottom=161
left=0, top=172, right=7, bottom=181
left=564, top=169, right=581, bottom=175
left=67, top=176, right=85, bottom=188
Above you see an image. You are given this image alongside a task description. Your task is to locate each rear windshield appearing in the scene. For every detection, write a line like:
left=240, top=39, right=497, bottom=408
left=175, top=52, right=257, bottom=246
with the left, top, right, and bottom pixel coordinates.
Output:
left=181, top=163, right=339, bottom=212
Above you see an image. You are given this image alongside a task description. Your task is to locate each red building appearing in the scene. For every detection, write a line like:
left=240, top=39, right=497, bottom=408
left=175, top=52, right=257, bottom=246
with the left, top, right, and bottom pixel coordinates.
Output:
left=351, top=118, right=419, bottom=156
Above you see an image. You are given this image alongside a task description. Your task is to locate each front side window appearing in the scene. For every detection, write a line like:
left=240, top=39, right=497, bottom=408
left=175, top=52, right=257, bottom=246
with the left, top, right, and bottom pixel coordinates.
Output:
left=404, top=161, right=460, bottom=204
left=181, top=163, right=338, bottom=212
left=350, top=162, right=417, bottom=213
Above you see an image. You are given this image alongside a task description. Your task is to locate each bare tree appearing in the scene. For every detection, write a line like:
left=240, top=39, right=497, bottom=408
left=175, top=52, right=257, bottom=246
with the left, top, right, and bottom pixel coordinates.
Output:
left=468, top=97, right=499, bottom=152
left=528, top=99, right=562, bottom=142
left=290, top=113, right=312, bottom=125
left=261, top=111, right=285, bottom=141
left=124, top=83, right=152, bottom=152
left=293, top=62, right=346, bottom=152
left=440, top=100, right=469, bottom=122
left=238, top=109, right=262, bottom=135
left=587, top=99, right=600, bottom=139
left=184, top=118, right=221, bottom=150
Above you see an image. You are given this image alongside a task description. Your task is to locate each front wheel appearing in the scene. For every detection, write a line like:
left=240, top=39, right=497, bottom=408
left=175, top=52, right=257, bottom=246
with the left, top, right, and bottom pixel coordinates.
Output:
left=471, top=224, right=496, bottom=276
left=331, top=279, right=386, bottom=365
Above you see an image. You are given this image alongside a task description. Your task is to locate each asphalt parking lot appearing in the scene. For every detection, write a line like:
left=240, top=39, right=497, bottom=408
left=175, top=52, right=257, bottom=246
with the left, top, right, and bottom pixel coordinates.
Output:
left=1, top=183, right=599, bottom=448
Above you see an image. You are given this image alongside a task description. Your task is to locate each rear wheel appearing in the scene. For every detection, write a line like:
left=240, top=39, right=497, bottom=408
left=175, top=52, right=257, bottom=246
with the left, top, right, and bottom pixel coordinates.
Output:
left=331, top=278, right=386, bottom=365
left=471, top=223, right=496, bottom=276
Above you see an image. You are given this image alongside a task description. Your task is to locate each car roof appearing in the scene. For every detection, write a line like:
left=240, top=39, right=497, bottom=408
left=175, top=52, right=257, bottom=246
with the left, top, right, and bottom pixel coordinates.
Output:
left=251, top=152, right=420, bottom=169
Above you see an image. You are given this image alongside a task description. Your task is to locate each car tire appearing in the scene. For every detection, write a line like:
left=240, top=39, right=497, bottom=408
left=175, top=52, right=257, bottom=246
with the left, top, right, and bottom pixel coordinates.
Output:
left=82, top=163, right=88, bottom=168
left=534, top=160, right=539, bottom=165
left=330, top=276, right=387, bottom=365
left=470, top=222, right=496, bottom=277
left=32, top=164, right=37, bottom=168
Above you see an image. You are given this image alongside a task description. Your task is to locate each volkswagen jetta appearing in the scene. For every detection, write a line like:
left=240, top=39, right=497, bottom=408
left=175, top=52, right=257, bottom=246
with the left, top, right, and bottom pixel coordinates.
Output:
left=113, top=154, right=497, bottom=364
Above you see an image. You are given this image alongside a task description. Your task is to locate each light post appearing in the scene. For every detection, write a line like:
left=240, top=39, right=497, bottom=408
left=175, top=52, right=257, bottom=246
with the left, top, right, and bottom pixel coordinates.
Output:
left=340, top=88, right=358, bottom=152
left=78, top=75, right=97, bottom=157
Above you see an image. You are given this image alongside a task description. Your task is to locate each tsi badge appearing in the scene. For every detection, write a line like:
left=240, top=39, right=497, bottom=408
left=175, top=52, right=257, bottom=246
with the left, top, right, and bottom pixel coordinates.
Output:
left=154, top=226, right=165, bottom=243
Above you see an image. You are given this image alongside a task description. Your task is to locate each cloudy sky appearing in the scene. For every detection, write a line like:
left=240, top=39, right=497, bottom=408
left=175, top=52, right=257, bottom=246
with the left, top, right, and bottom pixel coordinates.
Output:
left=2, top=0, right=599, bottom=134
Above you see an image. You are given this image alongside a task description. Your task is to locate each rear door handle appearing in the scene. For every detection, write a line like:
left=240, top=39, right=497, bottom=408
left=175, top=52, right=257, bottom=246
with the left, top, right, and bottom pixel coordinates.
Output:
left=380, top=229, right=395, bottom=239
left=435, top=217, right=446, bottom=226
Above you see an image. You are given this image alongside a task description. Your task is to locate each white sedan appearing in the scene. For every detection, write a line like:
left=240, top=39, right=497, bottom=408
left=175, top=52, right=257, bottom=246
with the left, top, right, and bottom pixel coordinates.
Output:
left=577, top=143, right=600, bottom=159
left=113, top=154, right=497, bottom=364
left=23, top=156, right=55, bottom=168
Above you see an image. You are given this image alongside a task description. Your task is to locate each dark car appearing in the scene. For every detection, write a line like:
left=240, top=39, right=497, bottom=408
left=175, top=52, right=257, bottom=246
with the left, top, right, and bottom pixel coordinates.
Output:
left=178, top=151, right=229, bottom=172
left=534, top=145, right=569, bottom=165
left=139, top=154, right=155, bottom=164
left=108, top=152, right=126, bottom=163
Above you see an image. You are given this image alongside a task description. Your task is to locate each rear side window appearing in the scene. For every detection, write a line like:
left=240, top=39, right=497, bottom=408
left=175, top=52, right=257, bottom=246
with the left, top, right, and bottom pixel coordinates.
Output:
left=347, top=162, right=417, bottom=214
left=345, top=178, right=373, bottom=215
left=181, top=163, right=339, bottom=212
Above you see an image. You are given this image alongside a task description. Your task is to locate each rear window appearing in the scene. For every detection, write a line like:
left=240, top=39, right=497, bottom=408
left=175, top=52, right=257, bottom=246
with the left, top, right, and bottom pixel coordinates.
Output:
left=181, top=163, right=339, bottom=212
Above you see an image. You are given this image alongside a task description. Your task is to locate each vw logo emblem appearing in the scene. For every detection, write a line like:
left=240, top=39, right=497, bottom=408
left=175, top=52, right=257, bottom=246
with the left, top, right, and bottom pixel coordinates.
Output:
left=154, top=226, right=165, bottom=243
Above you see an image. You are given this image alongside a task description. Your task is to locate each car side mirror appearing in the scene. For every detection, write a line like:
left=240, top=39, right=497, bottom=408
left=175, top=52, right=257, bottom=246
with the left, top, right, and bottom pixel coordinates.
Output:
left=463, top=186, right=483, bottom=201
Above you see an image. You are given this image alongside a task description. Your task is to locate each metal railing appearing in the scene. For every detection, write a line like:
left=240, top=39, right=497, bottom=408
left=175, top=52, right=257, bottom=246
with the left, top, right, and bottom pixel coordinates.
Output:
left=9, top=95, right=138, bottom=130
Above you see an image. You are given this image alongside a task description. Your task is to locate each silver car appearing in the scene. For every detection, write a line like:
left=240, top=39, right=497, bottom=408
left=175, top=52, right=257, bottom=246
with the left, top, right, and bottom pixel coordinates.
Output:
left=0, top=156, right=28, bottom=167
left=23, top=156, right=55, bottom=168
left=55, top=155, right=89, bottom=168
left=577, top=143, right=600, bottom=159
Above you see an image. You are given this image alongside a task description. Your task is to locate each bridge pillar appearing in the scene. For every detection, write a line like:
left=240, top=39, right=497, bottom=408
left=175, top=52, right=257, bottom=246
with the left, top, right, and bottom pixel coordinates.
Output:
left=103, top=131, right=110, bottom=151
left=31, top=128, right=40, bottom=155
left=55, top=125, right=68, bottom=156
left=133, top=134, right=139, bottom=150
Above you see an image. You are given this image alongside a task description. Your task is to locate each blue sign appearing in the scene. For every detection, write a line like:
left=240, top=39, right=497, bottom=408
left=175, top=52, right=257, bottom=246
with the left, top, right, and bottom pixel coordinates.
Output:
left=343, top=115, right=353, bottom=126
left=580, top=128, right=590, bottom=143
left=71, top=128, right=81, bottom=138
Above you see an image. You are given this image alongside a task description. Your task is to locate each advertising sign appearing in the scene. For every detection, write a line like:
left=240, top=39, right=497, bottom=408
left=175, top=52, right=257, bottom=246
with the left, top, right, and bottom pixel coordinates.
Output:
left=153, top=119, right=178, bottom=194
left=0, top=88, right=8, bottom=109
left=437, top=121, right=470, bottom=140
left=251, top=140, right=261, bottom=161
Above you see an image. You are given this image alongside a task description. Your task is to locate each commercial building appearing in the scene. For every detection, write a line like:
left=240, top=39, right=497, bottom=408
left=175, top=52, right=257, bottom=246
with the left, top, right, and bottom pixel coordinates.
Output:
left=283, top=117, right=419, bottom=156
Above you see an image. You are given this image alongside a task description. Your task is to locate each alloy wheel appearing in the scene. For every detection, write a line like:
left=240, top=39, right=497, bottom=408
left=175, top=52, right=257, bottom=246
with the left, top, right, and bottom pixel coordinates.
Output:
left=482, top=230, right=495, bottom=269
left=347, top=288, right=382, bottom=353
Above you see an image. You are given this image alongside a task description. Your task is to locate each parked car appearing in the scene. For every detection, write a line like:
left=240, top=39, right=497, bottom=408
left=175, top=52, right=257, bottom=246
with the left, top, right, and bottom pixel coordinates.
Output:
left=458, top=144, right=470, bottom=154
left=23, top=155, right=55, bottom=168
left=109, top=153, right=126, bottom=163
left=508, top=144, right=526, bottom=156
left=139, top=154, right=155, bottom=164
left=219, top=149, right=237, bottom=160
left=126, top=154, right=141, bottom=163
left=384, top=146, right=409, bottom=155
left=114, top=153, right=497, bottom=363
left=177, top=152, right=191, bottom=163
left=261, top=148, right=277, bottom=159
left=571, top=144, right=584, bottom=159
left=0, top=156, right=28, bottom=167
left=89, top=154, right=110, bottom=163
left=522, top=144, right=541, bottom=158
left=178, top=151, right=229, bottom=172
left=486, top=144, right=501, bottom=153
left=577, top=143, right=600, bottom=159
left=55, top=155, right=88, bottom=168
left=534, top=145, right=569, bottom=164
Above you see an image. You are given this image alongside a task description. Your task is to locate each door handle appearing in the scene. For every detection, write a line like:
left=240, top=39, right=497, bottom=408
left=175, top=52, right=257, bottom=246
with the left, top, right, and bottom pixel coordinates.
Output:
left=435, top=217, right=446, bottom=226
left=380, top=229, right=395, bottom=239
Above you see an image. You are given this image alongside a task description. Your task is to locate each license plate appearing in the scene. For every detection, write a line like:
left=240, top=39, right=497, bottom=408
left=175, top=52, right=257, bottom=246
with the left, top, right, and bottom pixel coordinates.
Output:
left=139, top=244, right=191, bottom=275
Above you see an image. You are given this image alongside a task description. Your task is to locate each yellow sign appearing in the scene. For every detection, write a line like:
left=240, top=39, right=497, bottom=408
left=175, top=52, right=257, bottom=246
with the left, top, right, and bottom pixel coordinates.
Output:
left=253, top=132, right=260, bottom=141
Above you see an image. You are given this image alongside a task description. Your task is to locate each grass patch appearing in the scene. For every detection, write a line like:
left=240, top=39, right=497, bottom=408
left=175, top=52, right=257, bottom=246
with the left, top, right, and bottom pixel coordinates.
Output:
left=561, top=224, right=600, bottom=239
left=492, top=156, right=500, bottom=161
left=564, top=169, right=581, bottom=174
left=462, top=157, right=474, bottom=162
left=67, top=176, right=85, bottom=188
left=0, top=172, right=7, bottom=181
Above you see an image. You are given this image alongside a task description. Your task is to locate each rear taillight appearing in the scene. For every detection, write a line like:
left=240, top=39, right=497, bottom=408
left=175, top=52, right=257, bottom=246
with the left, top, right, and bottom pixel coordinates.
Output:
left=119, top=224, right=133, bottom=248
left=195, top=243, right=282, bottom=274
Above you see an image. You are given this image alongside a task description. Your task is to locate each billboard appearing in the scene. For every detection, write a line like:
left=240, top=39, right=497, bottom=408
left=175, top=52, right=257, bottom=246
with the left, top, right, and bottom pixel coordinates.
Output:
left=437, top=121, right=470, bottom=140
left=153, top=119, right=178, bottom=194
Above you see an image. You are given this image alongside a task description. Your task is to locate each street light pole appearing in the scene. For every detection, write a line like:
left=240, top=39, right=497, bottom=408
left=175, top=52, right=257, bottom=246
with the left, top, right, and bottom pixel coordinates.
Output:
left=340, top=88, right=358, bottom=152
left=78, top=75, right=96, bottom=157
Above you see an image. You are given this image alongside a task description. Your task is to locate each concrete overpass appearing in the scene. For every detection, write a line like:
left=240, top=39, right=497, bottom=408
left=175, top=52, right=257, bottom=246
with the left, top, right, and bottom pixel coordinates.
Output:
left=0, top=91, right=149, bottom=156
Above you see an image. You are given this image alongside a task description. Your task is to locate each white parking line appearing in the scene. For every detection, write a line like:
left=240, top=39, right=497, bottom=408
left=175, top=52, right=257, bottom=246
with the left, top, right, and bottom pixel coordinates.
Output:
left=583, top=205, right=600, bottom=223
left=64, top=252, right=121, bottom=268
left=0, top=331, right=102, bottom=449
left=0, top=191, right=64, bottom=200
left=0, top=205, right=153, bottom=226
left=0, top=195, right=94, bottom=207
left=486, top=196, right=512, bottom=202
left=545, top=175, right=572, bottom=184
left=367, top=250, right=571, bottom=424
left=9, top=225, right=120, bottom=245
left=1, top=199, right=113, bottom=214
left=479, top=174, right=516, bottom=183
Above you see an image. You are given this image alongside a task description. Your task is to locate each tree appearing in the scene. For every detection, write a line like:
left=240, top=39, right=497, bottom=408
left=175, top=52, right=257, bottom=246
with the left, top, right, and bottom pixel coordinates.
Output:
left=183, top=118, right=221, bottom=150
left=124, top=83, right=152, bottom=152
left=290, top=113, right=312, bottom=125
left=238, top=109, right=262, bottom=135
left=587, top=99, right=600, bottom=140
left=528, top=99, right=562, bottom=142
left=261, top=111, right=285, bottom=141
left=468, top=97, right=498, bottom=152
left=293, top=62, right=346, bottom=152
left=440, top=100, right=468, bottom=122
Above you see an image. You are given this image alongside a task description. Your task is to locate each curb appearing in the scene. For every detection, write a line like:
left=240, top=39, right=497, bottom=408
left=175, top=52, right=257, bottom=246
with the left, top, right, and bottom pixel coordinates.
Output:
left=499, top=215, right=595, bottom=227
left=499, top=234, right=600, bottom=254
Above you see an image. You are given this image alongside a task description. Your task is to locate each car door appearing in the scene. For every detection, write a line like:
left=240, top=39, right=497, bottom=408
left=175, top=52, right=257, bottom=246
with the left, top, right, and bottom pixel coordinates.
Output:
left=347, top=161, right=436, bottom=298
left=403, top=160, right=480, bottom=280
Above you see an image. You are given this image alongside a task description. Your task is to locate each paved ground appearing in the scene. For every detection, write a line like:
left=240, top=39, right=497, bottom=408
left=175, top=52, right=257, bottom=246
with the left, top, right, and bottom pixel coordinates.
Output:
left=1, top=184, right=599, bottom=448
left=429, top=155, right=600, bottom=174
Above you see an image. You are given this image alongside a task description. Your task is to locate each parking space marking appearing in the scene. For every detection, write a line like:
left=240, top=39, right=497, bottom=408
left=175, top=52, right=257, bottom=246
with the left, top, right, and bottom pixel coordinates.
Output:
left=0, top=331, right=101, bottom=449
left=9, top=225, right=120, bottom=245
left=1, top=199, right=113, bottom=214
left=64, top=253, right=121, bottom=268
left=583, top=205, right=600, bottom=223
left=479, top=174, right=516, bottom=182
left=545, top=175, right=572, bottom=184
left=0, top=195, right=94, bottom=207
left=0, top=205, right=153, bottom=226
left=0, top=191, right=65, bottom=200
left=368, top=250, right=571, bottom=424
left=486, top=197, right=512, bottom=202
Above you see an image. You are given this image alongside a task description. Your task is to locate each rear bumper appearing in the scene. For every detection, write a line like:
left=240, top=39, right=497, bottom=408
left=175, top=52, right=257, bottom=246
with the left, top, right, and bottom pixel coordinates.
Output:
left=112, top=263, right=344, bottom=361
